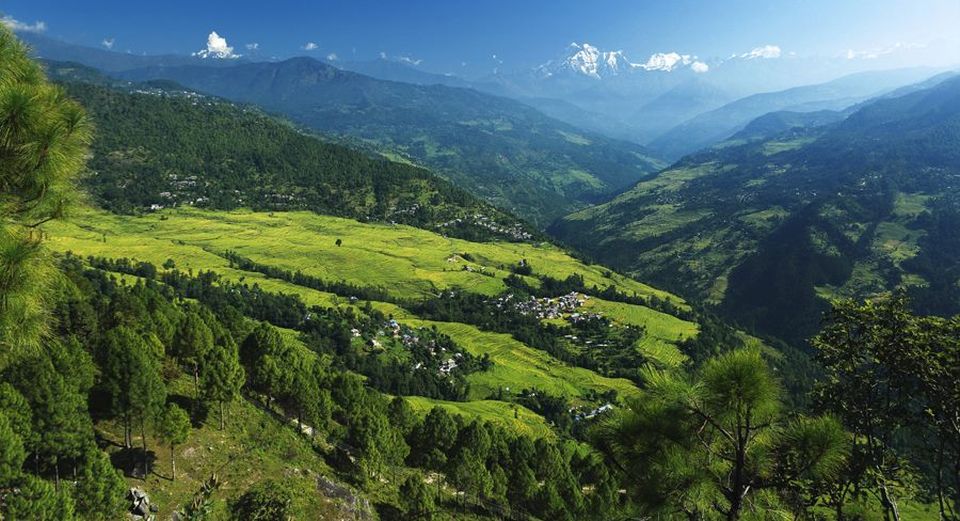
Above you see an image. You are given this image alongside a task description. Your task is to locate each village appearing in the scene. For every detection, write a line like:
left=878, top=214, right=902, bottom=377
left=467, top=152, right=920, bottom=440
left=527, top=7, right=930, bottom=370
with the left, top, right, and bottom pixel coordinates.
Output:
left=490, top=291, right=605, bottom=323
left=436, top=213, right=534, bottom=241
left=357, top=319, right=472, bottom=378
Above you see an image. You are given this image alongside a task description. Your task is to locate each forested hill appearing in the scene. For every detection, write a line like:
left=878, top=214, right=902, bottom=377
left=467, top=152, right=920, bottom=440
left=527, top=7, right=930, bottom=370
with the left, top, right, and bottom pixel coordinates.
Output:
left=50, top=67, right=535, bottom=242
left=112, top=57, right=665, bottom=225
left=551, top=74, right=960, bottom=346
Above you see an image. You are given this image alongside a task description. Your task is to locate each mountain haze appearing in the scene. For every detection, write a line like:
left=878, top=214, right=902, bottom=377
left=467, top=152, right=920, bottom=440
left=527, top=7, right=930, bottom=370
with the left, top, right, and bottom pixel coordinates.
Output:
left=552, top=74, right=960, bottom=345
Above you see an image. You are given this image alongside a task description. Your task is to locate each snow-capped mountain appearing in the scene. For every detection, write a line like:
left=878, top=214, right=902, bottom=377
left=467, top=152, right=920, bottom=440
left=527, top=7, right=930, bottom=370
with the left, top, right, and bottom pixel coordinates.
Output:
left=535, top=43, right=709, bottom=79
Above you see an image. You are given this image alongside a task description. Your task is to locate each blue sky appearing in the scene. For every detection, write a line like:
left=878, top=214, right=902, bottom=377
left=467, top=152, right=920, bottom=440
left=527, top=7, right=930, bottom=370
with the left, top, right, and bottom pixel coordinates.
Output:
left=3, top=0, right=958, bottom=76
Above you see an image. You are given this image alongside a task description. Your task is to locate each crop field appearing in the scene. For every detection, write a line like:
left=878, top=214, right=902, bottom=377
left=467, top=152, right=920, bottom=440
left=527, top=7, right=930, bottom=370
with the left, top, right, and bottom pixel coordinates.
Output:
left=405, top=319, right=640, bottom=402
left=49, top=207, right=680, bottom=304
left=404, top=397, right=555, bottom=439
left=47, top=206, right=707, bottom=433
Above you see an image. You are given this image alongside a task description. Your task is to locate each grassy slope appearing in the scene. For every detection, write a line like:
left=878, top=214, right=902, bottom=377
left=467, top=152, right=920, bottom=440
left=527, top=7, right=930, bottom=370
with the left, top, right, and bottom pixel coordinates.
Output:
left=49, top=206, right=699, bottom=433
left=404, top=397, right=555, bottom=439
left=54, top=207, right=680, bottom=303
left=100, top=376, right=350, bottom=520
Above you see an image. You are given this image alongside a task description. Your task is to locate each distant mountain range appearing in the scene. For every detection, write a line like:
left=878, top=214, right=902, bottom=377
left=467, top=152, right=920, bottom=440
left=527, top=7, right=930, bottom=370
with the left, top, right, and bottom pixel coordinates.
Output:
left=463, top=42, right=947, bottom=151
left=20, top=32, right=664, bottom=226
left=111, top=58, right=664, bottom=225
left=551, top=73, right=960, bottom=345
left=649, top=67, right=946, bottom=159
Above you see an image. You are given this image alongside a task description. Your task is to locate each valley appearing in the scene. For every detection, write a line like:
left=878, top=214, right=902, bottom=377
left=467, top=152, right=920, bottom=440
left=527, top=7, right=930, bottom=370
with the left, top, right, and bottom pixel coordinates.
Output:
left=2, top=9, right=959, bottom=520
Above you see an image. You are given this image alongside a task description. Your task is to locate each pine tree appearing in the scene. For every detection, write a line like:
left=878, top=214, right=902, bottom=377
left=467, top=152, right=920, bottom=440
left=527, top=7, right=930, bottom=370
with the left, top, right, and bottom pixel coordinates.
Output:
left=1, top=474, right=76, bottom=520
left=99, top=326, right=166, bottom=476
left=0, top=412, right=25, bottom=486
left=173, top=311, right=214, bottom=409
left=200, top=339, right=244, bottom=430
left=399, top=475, right=435, bottom=519
left=410, top=407, right=458, bottom=470
left=157, top=403, right=191, bottom=481
left=598, top=349, right=847, bottom=520
left=73, top=449, right=126, bottom=520
left=240, top=323, right=292, bottom=406
left=387, top=396, right=417, bottom=437
left=6, top=354, right=93, bottom=489
left=0, top=382, right=33, bottom=456
left=0, top=26, right=91, bottom=357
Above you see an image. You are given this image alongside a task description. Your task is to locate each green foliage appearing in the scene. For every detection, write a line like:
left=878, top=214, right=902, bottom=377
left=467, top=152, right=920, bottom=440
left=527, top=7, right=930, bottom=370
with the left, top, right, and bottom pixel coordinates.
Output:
left=0, top=26, right=91, bottom=358
left=2, top=474, right=76, bottom=520
left=387, top=396, right=418, bottom=438
left=399, top=475, right=435, bottom=518
left=4, top=352, right=93, bottom=479
left=597, top=349, right=848, bottom=520
left=230, top=479, right=294, bottom=521
left=241, top=323, right=292, bottom=403
left=72, top=448, right=127, bottom=520
left=0, top=412, right=25, bottom=485
left=57, top=80, right=534, bottom=241
left=200, top=337, right=245, bottom=430
left=814, top=294, right=960, bottom=521
left=553, top=75, right=960, bottom=348
left=98, top=326, right=166, bottom=451
left=110, top=58, right=664, bottom=225
left=157, top=403, right=191, bottom=480
left=409, top=407, right=459, bottom=469
left=173, top=310, right=214, bottom=405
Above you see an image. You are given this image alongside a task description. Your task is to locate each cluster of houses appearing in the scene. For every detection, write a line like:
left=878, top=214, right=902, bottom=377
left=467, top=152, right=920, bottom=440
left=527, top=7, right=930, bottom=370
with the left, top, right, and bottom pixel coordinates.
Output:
left=572, top=403, right=615, bottom=422
left=131, top=87, right=208, bottom=102
left=436, top=213, right=533, bottom=241
left=363, top=319, right=464, bottom=376
left=491, top=291, right=590, bottom=320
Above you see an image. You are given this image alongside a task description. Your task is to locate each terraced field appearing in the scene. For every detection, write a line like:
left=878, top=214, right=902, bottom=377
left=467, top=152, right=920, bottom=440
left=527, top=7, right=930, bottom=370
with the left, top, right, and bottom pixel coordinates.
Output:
left=54, top=207, right=679, bottom=302
left=48, top=206, right=701, bottom=434
left=404, top=397, right=555, bottom=439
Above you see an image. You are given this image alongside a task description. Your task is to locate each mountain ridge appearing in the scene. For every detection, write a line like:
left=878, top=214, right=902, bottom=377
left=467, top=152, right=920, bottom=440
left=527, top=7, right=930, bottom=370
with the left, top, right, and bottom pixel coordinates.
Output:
left=552, top=74, right=960, bottom=345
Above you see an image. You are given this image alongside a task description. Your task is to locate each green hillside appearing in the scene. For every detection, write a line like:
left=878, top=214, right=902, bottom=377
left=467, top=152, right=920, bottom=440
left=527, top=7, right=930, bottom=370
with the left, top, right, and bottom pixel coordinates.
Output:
left=49, top=74, right=534, bottom=242
left=48, top=206, right=697, bottom=397
left=552, top=74, right=960, bottom=345
left=115, top=57, right=665, bottom=225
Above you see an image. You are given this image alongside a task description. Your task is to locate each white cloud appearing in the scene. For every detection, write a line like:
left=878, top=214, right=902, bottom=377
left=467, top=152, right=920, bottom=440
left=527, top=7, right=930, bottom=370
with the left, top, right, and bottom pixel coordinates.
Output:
left=326, top=52, right=338, bottom=61
left=245, top=42, right=259, bottom=51
left=303, top=42, right=319, bottom=51
left=379, top=51, right=387, bottom=59
left=1, top=15, right=46, bottom=33
left=740, top=44, right=781, bottom=59
left=691, top=61, right=710, bottom=73
left=398, top=55, right=422, bottom=66
left=193, top=31, right=240, bottom=59
left=101, top=38, right=115, bottom=50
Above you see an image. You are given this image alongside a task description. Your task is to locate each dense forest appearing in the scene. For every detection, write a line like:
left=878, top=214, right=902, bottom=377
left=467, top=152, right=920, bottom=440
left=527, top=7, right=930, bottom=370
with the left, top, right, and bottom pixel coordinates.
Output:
left=46, top=63, right=536, bottom=243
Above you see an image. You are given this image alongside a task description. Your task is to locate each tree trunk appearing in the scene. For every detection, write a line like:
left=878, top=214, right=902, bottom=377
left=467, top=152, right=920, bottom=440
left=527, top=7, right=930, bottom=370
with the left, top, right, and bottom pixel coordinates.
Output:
left=728, top=443, right=747, bottom=520
left=193, top=364, right=200, bottom=412
left=141, top=418, right=149, bottom=479
left=878, top=477, right=901, bottom=521
left=219, top=400, right=225, bottom=430
left=171, top=445, right=176, bottom=481
left=54, top=457, right=60, bottom=491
